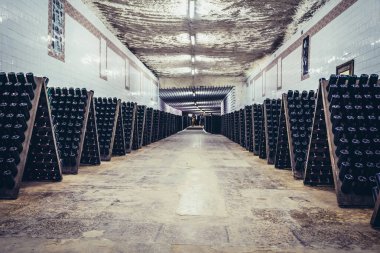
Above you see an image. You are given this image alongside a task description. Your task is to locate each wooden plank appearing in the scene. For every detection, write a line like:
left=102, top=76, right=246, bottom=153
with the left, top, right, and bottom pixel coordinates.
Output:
left=321, top=79, right=374, bottom=207
left=371, top=185, right=380, bottom=228
left=0, top=76, right=43, bottom=199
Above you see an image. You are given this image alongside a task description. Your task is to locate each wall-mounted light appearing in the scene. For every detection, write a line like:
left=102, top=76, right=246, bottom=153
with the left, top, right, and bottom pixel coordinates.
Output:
left=190, top=35, right=195, bottom=46
left=189, top=0, right=195, bottom=19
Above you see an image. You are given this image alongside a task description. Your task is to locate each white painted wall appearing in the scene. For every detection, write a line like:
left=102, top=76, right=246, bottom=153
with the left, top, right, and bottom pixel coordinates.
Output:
left=238, top=0, right=380, bottom=107
left=0, top=0, right=180, bottom=114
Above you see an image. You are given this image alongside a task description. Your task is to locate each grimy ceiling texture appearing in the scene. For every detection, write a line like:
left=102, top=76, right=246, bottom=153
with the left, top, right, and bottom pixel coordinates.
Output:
left=83, top=0, right=329, bottom=78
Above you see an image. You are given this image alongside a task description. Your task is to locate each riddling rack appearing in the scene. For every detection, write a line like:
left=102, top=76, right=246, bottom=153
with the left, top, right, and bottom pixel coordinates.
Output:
left=152, top=110, right=160, bottom=142
left=133, top=105, right=146, bottom=150
left=258, top=105, right=267, bottom=159
left=244, top=105, right=253, bottom=152
left=143, top=107, right=153, bottom=146
left=233, top=111, right=239, bottom=143
left=80, top=95, right=101, bottom=166
left=322, top=74, right=380, bottom=207
left=284, top=90, right=315, bottom=179
left=0, top=73, right=59, bottom=199
left=264, top=99, right=281, bottom=164
left=95, top=97, right=120, bottom=161
left=48, top=87, right=92, bottom=174
left=23, top=77, right=62, bottom=182
left=121, top=102, right=136, bottom=153
left=252, top=104, right=263, bottom=156
left=239, top=109, right=245, bottom=147
left=304, top=84, right=333, bottom=186
left=274, top=98, right=291, bottom=169
left=112, top=102, right=126, bottom=156
left=158, top=111, right=165, bottom=140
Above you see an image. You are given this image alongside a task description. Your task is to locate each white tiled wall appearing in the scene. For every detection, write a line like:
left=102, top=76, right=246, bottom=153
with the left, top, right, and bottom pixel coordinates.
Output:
left=0, top=0, right=180, bottom=114
left=241, top=0, right=380, bottom=106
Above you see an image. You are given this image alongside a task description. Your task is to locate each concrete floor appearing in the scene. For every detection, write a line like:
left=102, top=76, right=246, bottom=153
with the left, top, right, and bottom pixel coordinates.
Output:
left=0, top=130, right=379, bottom=253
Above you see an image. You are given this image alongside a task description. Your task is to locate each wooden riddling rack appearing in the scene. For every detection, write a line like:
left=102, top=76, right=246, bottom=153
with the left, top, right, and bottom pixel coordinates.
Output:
left=112, top=102, right=126, bottom=156
left=122, top=102, right=137, bottom=153
left=133, top=105, right=146, bottom=150
left=95, top=97, right=120, bottom=161
left=283, top=91, right=315, bottom=179
left=321, top=74, right=380, bottom=207
left=80, top=95, right=101, bottom=166
left=239, top=109, right=245, bottom=148
left=143, top=107, right=154, bottom=146
left=23, top=78, right=62, bottom=183
left=158, top=111, right=165, bottom=140
left=274, top=98, right=291, bottom=169
left=233, top=111, right=239, bottom=143
left=244, top=105, right=253, bottom=152
left=264, top=99, right=281, bottom=165
left=252, top=104, right=263, bottom=156
left=371, top=173, right=380, bottom=228
left=48, top=87, right=93, bottom=174
left=303, top=84, right=333, bottom=186
left=258, top=105, right=267, bottom=159
left=0, top=73, right=60, bottom=199
left=152, top=110, right=160, bottom=142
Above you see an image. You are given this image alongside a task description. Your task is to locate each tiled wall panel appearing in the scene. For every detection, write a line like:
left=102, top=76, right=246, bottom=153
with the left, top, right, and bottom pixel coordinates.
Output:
left=243, top=0, right=380, bottom=106
left=0, top=0, right=179, bottom=113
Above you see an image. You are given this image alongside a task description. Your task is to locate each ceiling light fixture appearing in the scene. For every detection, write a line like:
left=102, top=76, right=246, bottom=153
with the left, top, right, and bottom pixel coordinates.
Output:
left=191, top=56, right=195, bottom=63
left=190, top=35, right=195, bottom=46
left=189, top=0, right=195, bottom=19
left=192, top=69, right=195, bottom=75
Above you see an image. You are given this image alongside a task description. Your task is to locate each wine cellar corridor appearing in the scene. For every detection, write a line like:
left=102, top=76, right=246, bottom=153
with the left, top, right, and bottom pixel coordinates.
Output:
left=1, top=0, right=380, bottom=252
left=1, top=129, right=378, bottom=252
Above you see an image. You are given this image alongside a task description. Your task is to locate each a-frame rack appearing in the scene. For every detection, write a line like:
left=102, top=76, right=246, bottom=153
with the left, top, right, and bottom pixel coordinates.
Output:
left=252, top=104, right=263, bottom=156
left=23, top=79, right=62, bottom=182
left=264, top=99, right=281, bottom=164
left=95, top=97, right=120, bottom=161
left=0, top=74, right=61, bottom=199
left=304, top=84, right=333, bottom=186
left=112, top=102, right=126, bottom=156
left=121, top=102, right=136, bottom=154
left=321, top=77, right=376, bottom=207
left=80, top=95, right=101, bottom=166
left=274, top=98, right=291, bottom=169
left=258, top=105, right=267, bottom=159
left=49, top=88, right=93, bottom=174
left=244, top=105, right=253, bottom=152
left=133, top=105, right=146, bottom=150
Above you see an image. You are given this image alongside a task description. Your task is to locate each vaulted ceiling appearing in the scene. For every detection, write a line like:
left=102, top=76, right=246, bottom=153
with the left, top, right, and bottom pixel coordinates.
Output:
left=83, top=0, right=329, bottom=78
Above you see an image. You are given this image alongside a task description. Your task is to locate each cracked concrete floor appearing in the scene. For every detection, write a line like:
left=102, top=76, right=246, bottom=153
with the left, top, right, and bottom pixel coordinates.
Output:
left=0, top=130, right=379, bottom=253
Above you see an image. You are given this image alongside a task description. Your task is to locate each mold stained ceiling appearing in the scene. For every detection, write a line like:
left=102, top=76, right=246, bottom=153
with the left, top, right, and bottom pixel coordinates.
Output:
left=83, top=0, right=329, bottom=78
